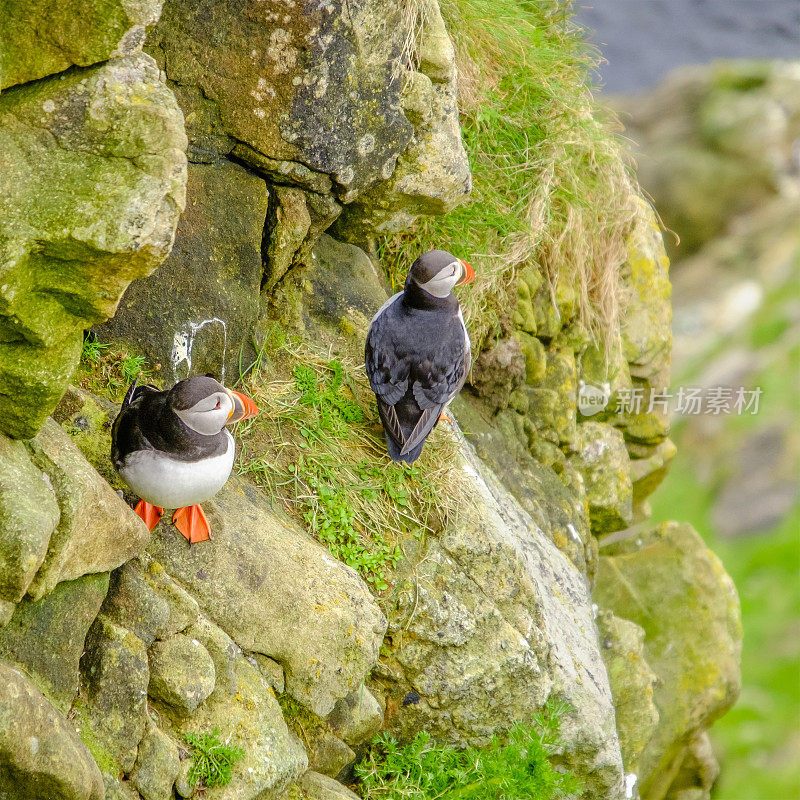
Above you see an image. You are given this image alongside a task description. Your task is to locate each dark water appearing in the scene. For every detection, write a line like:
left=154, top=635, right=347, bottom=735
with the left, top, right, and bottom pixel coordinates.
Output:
left=573, top=0, right=800, bottom=93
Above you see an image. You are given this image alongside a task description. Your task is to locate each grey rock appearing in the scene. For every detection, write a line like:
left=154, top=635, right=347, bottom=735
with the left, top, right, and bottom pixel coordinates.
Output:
left=0, top=433, right=60, bottom=603
left=298, top=771, right=361, bottom=800
left=97, top=161, right=268, bottom=384
left=305, top=728, right=355, bottom=778
left=147, top=477, right=387, bottom=718
left=379, top=432, right=625, bottom=800
left=147, top=0, right=413, bottom=196
left=80, top=614, right=150, bottom=772
left=146, top=563, right=200, bottom=638
left=148, top=634, right=216, bottom=715
left=303, top=234, right=390, bottom=336
left=0, top=52, right=186, bottom=438
left=0, top=663, right=104, bottom=800
left=0, top=572, right=109, bottom=713
left=596, top=610, right=659, bottom=775
left=252, top=654, right=285, bottom=694
left=0, top=0, right=163, bottom=90
left=130, top=721, right=181, bottom=800
left=469, top=338, right=526, bottom=414
left=327, top=685, right=384, bottom=746
left=335, top=0, right=470, bottom=238
left=103, top=560, right=170, bottom=647
left=711, top=425, right=799, bottom=537
left=25, top=419, right=150, bottom=601
left=594, top=522, right=742, bottom=799
left=173, top=615, right=308, bottom=798
left=571, top=421, right=634, bottom=535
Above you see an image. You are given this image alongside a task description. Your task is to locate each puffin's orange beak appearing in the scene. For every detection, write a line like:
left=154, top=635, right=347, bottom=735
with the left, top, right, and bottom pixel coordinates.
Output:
left=456, top=259, right=475, bottom=286
left=227, top=390, right=260, bottom=424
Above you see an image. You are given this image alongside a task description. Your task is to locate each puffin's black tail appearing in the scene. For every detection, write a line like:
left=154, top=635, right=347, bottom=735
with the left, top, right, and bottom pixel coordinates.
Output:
left=385, top=434, right=424, bottom=464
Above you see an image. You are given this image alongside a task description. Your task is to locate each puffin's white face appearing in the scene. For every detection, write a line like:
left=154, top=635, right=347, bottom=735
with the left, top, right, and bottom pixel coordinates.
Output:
left=415, top=259, right=464, bottom=298
left=173, top=390, right=235, bottom=436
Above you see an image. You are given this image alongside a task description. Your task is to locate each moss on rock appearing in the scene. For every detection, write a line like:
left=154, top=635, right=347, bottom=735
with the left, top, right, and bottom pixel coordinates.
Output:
left=0, top=52, right=186, bottom=438
left=593, top=522, right=742, bottom=799
left=0, top=572, right=109, bottom=713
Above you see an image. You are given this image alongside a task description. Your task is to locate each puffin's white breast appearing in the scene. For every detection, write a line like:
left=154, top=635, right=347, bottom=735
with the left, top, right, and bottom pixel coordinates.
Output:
left=119, top=431, right=235, bottom=508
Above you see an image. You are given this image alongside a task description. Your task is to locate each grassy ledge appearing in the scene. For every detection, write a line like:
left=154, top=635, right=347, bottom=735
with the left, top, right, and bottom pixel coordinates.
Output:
left=235, top=327, right=464, bottom=594
left=381, top=0, right=639, bottom=354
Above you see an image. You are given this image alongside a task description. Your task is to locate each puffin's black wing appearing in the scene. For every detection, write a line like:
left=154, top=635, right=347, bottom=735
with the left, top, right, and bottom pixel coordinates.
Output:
left=365, top=307, right=409, bottom=406
left=121, top=379, right=160, bottom=410
left=400, top=343, right=468, bottom=456
left=111, top=381, right=161, bottom=468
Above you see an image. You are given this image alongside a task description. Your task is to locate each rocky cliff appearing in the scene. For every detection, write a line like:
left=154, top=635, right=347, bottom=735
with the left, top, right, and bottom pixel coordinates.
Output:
left=0, top=3, right=742, bottom=800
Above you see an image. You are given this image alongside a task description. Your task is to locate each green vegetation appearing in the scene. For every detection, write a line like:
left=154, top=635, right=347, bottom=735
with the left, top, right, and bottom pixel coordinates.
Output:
left=76, top=335, right=154, bottom=403
left=383, top=0, right=637, bottom=352
left=183, top=727, right=245, bottom=789
left=237, top=331, right=461, bottom=593
left=356, top=702, right=581, bottom=800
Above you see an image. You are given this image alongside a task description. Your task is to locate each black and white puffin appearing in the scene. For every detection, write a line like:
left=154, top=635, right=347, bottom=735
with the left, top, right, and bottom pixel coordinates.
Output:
left=111, top=376, right=259, bottom=543
left=365, top=250, right=474, bottom=463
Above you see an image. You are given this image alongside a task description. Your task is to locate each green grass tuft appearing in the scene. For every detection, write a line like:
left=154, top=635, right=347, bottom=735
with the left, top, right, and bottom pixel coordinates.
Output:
left=76, top=335, right=154, bottom=403
left=183, top=727, right=245, bottom=789
left=355, top=701, right=582, bottom=800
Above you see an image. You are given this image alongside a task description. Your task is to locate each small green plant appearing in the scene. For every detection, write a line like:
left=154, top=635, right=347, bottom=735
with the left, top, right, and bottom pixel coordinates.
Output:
left=81, top=337, right=110, bottom=363
left=183, top=727, right=245, bottom=789
left=76, top=339, right=155, bottom=403
left=120, top=353, right=151, bottom=384
left=356, top=702, right=581, bottom=800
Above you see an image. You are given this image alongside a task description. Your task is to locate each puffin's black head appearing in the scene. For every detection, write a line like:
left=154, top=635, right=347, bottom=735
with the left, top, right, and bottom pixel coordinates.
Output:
left=168, top=376, right=259, bottom=435
left=408, top=250, right=475, bottom=299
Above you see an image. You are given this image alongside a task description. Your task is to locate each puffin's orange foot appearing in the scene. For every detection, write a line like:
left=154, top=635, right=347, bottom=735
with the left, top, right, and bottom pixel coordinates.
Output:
left=172, top=505, right=211, bottom=544
left=134, top=500, right=163, bottom=531
left=438, top=410, right=453, bottom=424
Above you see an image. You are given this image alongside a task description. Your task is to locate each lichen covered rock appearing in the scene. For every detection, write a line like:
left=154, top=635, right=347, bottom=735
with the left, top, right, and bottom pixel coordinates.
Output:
left=298, top=771, right=362, bottom=800
left=594, top=522, right=742, bottom=799
left=571, top=421, right=634, bottom=535
left=130, top=721, right=181, bottom=800
left=148, top=634, right=216, bottom=715
left=0, top=433, right=60, bottom=605
left=147, top=0, right=412, bottom=196
left=335, top=0, right=470, bottom=237
left=596, top=610, right=659, bottom=776
left=303, top=234, right=390, bottom=336
left=0, top=0, right=162, bottom=90
left=0, top=573, right=109, bottom=713
left=0, top=52, right=187, bottom=438
left=469, top=338, right=526, bottom=413
left=79, top=614, right=150, bottom=772
left=620, top=204, right=673, bottom=390
left=25, top=420, right=149, bottom=599
left=172, top=615, right=308, bottom=798
left=147, top=478, right=387, bottom=717
left=0, top=663, right=104, bottom=800
left=327, top=685, right=384, bottom=746
left=378, top=435, right=624, bottom=799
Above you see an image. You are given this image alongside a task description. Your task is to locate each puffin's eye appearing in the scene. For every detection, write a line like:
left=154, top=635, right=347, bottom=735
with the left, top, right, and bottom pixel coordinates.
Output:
left=214, top=399, right=221, bottom=409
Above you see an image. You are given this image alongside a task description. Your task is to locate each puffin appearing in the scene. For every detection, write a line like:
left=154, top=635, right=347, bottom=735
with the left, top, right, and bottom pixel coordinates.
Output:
left=111, top=376, right=259, bottom=543
left=365, top=250, right=474, bottom=463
